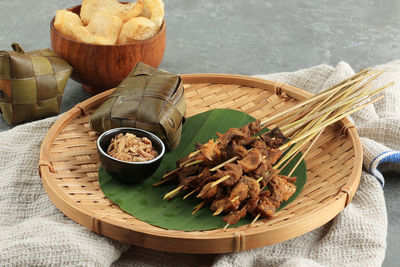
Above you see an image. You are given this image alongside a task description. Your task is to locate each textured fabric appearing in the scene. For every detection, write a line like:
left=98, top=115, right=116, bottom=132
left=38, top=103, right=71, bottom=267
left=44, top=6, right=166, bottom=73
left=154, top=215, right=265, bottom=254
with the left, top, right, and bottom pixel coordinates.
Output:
left=1, top=61, right=399, bottom=266
left=0, top=43, right=72, bottom=125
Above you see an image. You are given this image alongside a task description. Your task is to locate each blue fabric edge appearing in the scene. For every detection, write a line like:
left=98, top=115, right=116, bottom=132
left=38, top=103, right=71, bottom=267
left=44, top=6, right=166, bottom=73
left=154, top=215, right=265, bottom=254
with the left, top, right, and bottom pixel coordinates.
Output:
left=368, top=150, right=400, bottom=188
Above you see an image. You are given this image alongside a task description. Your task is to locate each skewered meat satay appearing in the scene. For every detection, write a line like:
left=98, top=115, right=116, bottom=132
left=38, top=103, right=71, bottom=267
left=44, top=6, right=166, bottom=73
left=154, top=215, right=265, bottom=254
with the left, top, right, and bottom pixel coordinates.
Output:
left=250, top=138, right=283, bottom=165
left=221, top=141, right=249, bottom=160
left=219, top=163, right=243, bottom=187
left=270, top=175, right=297, bottom=201
left=217, top=120, right=261, bottom=147
left=178, top=164, right=201, bottom=181
left=199, top=139, right=221, bottom=164
left=260, top=127, right=288, bottom=148
left=280, top=174, right=297, bottom=184
left=241, top=176, right=261, bottom=200
left=176, top=139, right=222, bottom=167
left=162, top=120, right=299, bottom=226
left=211, top=197, right=240, bottom=213
left=248, top=159, right=276, bottom=188
left=198, top=182, right=220, bottom=199
left=247, top=196, right=260, bottom=214
left=237, top=149, right=263, bottom=173
left=230, top=181, right=249, bottom=202
left=256, top=191, right=277, bottom=217
left=223, top=205, right=247, bottom=225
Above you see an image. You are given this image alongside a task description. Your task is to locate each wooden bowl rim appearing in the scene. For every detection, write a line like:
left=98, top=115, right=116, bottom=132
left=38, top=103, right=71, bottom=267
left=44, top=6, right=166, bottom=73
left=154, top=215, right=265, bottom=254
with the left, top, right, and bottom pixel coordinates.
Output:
left=50, top=4, right=166, bottom=47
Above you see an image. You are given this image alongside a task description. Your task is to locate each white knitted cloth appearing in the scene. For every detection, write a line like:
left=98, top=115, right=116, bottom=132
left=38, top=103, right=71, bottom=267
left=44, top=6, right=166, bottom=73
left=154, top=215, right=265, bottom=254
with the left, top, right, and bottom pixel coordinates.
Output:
left=1, top=61, right=399, bottom=266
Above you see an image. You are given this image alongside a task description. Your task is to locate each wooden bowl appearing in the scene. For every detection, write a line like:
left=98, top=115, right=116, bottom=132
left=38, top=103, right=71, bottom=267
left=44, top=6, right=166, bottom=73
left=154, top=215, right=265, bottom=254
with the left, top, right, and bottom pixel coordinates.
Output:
left=50, top=4, right=166, bottom=94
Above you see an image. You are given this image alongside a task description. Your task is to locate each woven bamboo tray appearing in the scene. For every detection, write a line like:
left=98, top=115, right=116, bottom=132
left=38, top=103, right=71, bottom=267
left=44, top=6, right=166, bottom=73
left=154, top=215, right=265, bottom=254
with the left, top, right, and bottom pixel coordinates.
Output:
left=39, top=74, right=362, bottom=254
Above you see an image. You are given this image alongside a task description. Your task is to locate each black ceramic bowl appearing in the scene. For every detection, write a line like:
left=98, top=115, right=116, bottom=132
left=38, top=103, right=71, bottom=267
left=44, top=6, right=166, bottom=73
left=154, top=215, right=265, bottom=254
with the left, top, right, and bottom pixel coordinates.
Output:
left=97, top=128, right=165, bottom=184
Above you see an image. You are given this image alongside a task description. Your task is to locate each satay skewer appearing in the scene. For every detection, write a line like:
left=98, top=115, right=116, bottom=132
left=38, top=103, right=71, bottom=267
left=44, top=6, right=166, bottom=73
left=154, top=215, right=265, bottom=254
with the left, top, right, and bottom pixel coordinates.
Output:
left=161, top=76, right=387, bottom=183
left=164, top=70, right=375, bottom=177
left=162, top=77, right=391, bottom=205
left=162, top=95, right=385, bottom=200
left=163, top=185, right=183, bottom=200
left=192, top=201, right=206, bottom=215
left=258, top=68, right=375, bottom=128
left=183, top=188, right=199, bottom=199
left=248, top=129, right=325, bottom=227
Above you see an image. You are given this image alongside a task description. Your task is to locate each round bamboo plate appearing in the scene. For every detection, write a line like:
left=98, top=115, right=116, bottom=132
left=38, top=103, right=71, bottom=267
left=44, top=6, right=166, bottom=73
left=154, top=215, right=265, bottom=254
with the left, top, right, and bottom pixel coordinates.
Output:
left=39, top=74, right=362, bottom=254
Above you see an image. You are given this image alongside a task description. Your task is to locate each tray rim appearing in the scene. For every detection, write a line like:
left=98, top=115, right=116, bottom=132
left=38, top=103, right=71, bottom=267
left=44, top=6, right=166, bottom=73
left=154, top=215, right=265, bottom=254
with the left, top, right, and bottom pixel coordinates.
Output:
left=39, top=73, right=362, bottom=254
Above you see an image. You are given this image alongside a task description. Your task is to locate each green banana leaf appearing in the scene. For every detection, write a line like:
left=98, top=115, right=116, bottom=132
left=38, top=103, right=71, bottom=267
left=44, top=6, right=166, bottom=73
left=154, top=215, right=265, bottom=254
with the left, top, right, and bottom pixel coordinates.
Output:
left=99, top=109, right=306, bottom=231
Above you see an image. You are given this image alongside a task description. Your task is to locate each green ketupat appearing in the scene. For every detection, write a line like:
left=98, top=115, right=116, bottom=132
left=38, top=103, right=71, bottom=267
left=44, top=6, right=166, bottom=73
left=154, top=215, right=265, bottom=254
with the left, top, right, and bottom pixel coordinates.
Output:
left=90, top=62, right=186, bottom=150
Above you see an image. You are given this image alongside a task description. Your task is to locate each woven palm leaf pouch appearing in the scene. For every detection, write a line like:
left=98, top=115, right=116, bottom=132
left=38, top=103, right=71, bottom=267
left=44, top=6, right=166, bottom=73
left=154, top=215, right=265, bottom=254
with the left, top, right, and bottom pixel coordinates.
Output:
left=0, top=43, right=72, bottom=125
left=90, top=62, right=186, bottom=150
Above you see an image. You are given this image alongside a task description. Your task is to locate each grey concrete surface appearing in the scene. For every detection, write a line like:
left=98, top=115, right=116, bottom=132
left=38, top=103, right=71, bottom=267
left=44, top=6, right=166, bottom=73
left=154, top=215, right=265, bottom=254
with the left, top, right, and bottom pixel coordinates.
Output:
left=0, top=0, right=399, bottom=265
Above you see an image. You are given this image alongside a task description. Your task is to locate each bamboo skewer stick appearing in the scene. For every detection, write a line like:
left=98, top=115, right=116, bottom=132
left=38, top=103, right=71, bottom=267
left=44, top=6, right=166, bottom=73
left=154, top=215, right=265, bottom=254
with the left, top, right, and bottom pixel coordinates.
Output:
left=184, top=159, right=204, bottom=167
left=250, top=213, right=261, bottom=226
left=162, top=166, right=183, bottom=179
left=223, top=222, right=230, bottom=231
left=183, top=188, right=199, bottom=199
left=164, top=185, right=183, bottom=200
left=213, top=206, right=224, bottom=216
left=210, top=175, right=230, bottom=188
left=153, top=175, right=176, bottom=186
left=288, top=129, right=324, bottom=176
left=188, top=150, right=201, bottom=158
left=259, top=69, right=375, bottom=128
left=209, top=156, right=239, bottom=171
left=192, top=201, right=206, bottom=215
left=230, top=196, right=239, bottom=203
left=280, top=95, right=385, bottom=151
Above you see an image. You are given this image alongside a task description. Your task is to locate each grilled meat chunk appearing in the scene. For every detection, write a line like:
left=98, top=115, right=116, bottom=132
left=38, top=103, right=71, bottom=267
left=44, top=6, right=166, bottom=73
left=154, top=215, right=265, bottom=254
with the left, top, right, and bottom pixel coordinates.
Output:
left=221, top=142, right=249, bottom=160
left=217, top=120, right=261, bottom=147
left=216, top=163, right=243, bottom=187
left=261, top=127, right=288, bottom=148
left=223, top=206, right=247, bottom=225
left=178, top=164, right=201, bottom=181
left=230, top=181, right=249, bottom=202
left=270, top=175, right=297, bottom=201
left=211, top=197, right=240, bottom=212
left=199, top=139, right=221, bottom=164
left=198, top=182, right=219, bottom=199
left=241, top=176, right=260, bottom=200
left=238, top=149, right=263, bottom=173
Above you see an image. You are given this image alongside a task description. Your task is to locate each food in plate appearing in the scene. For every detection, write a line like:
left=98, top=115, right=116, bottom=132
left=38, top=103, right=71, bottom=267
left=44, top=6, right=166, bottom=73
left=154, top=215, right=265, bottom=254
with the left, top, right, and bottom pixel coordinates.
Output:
left=85, top=11, right=123, bottom=44
left=54, top=0, right=164, bottom=45
left=157, top=69, right=393, bottom=228
left=160, top=121, right=297, bottom=226
left=107, top=132, right=159, bottom=162
left=54, top=9, right=84, bottom=40
left=80, top=0, right=144, bottom=24
left=118, top=16, right=158, bottom=42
